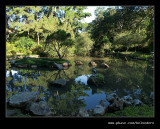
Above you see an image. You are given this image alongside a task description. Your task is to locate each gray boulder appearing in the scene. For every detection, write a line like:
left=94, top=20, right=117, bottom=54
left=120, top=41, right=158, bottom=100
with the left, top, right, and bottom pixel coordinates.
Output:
left=121, top=95, right=133, bottom=107
left=132, top=89, right=142, bottom=99
left=93, top=105, right=106, bottom=116
left=106, top=93, right=119, bottom=103
left=89, top=61, right=97, bottom=67
left=79, top=108, right=89, bottom=117
left=75, top=61, right=83, bottom=65
left=99, top=99, right=110, bottom=110
left=108, top=99, right=124, bottom=111
left=101, top=63, right=109, bottom=68
left=133, top=99, right=144, bottom=106
left=8, top=92, right=39, bottom=108
left=28, top=101, right=51, bottom=116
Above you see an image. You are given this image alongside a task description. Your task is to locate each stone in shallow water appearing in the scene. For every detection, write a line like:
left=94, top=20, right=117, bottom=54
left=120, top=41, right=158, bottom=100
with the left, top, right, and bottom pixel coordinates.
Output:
left=93, top=105, right=106, bottom=116
left=79, top=108, right=89, bottom=117
left=121, top=95, right=133, bottom=107
left=132, top=89, right=142, bottom=99
left=133, top=99, right=144, bottom=106
left=28, top=101, right=51, bottom=116
left=99, top=99, right=110, bottom=110
left=106, top=93, right=119, bottom=103
left=108, top=99, right=124, bottom=111
left=8, top=92, right=39, bottom=108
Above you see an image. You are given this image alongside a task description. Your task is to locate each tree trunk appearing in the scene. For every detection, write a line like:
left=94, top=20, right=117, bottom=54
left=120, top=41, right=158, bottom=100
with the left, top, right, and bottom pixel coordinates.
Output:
left=57, top=51, right=62, bottom=59
left=37, top=32, right=39, bottom=45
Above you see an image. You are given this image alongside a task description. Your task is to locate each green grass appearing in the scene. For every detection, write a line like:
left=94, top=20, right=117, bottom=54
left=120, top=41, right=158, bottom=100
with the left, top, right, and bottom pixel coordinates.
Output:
left=15, top=58, right=70, bottom=67
left=118, top=51, right=152, bottom=59
left=104, top=105, right=154, bottom=117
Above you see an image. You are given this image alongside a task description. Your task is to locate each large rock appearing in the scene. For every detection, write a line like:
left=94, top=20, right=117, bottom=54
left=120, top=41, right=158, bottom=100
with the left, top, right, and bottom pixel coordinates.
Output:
left=50, top=79, right=66, bottom=86
left=28, top=101, right=51, bottom=116
left=106, top=92, right=119, bottom=103
left=133, top=99, right=144, bottom=106
left=75, top=61, right=83, bottom=65
left=99, top=99, right=110, bottom=110
left=93, top=105, right=106, bottom=116
left=8, top=92, right=39, bottom=108
left=108, top=99, right=124, bottom=112
left=79, top=108, right=89, bottom=117
left=101, top=63, right=109, bottom=68
left=132, top=89, right=142, bottom=99
left=89, top=61, right=97, bottom=67
left=121, top=95, right=133, bottom=107
left=62, top=62, right=69, bottom=67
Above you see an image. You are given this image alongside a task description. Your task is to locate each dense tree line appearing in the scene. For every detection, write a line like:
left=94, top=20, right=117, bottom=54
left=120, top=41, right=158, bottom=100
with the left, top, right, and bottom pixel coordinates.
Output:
left=6, top=6, right=93, bottom=58
left=87, top=6, right=154, bottom=55
left=6, top=6, right=154, bottom=58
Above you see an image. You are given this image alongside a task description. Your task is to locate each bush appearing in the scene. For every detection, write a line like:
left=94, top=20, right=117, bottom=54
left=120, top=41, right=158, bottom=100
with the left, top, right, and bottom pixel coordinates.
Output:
left=25, top=50, right=32, bottom=56
left=6, top=42, right=15, bottom=54
left=15, top=37, right=35, bottom=53
left=31, top=45, right=49, bottom=57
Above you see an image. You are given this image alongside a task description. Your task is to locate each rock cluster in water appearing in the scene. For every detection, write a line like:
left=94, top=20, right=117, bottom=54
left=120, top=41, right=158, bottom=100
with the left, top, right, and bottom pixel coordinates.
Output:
left=6, top=90, right=154, bottom=117
left=7, top=92, right=51, bottom=116
left=76, top=90, right=154, bottom=117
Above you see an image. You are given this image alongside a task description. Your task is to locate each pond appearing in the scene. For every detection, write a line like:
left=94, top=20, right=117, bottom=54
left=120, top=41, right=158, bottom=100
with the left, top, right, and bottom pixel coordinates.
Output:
left=6, top=56, right=154, bottom=116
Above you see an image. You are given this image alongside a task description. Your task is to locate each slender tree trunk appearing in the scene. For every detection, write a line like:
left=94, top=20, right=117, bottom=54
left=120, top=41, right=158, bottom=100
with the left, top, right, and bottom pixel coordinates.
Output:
left=37, top=32, right=39, bottom=45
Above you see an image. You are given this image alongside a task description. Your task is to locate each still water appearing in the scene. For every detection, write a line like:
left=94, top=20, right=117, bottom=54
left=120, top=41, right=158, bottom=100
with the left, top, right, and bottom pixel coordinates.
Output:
left=6, top=56, right=154, bottom=116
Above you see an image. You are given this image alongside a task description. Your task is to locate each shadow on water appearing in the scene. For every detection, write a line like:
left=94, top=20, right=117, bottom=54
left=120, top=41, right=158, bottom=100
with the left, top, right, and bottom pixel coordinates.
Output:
left=6, top=56, right=154, bottom=116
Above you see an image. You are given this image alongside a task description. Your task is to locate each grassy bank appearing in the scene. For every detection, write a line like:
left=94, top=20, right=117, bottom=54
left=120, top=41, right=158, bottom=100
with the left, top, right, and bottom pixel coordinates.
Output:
left=14, top=58, right=70, bottom=67
left=104, top=105, right=154, bottom=117
left=112, top=51, right=153, bottom=60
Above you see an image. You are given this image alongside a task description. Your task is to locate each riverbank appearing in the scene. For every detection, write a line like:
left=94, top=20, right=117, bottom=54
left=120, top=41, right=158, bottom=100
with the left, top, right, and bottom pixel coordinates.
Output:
left=6, top=55, right=71, bottom=69
left=106, top=51, right=154, bottom=61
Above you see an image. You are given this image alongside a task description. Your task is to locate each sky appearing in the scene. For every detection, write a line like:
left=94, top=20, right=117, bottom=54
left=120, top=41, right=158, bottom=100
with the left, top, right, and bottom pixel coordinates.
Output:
left=81, top=6, right=115, bottom=23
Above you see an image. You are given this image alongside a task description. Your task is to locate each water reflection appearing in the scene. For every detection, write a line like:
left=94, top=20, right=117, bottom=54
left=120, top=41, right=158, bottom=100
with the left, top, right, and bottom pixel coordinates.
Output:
left=6, top=56, right=154, bottom=116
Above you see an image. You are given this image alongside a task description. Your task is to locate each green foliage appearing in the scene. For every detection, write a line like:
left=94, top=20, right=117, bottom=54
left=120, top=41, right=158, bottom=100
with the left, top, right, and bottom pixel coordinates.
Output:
left=15, top=37, right=35, bottom=53
left=96, top=73, right=105, bottom=83
left=31, top=45, right=49, bottom=57
left=46, top=29, right=74, bottom=59
left=6, top=61, right=11, bottom=70
left=6, top=42, right=15, bottom=54
left=89, top=6, right=154, bottom=54
left=104, top=105, right=154, bottom=117
left=25, top=50, right=32, bottom=56
left=46, top=30, right=71, bottom=42
left=74, top=32, right=94, bottom=56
